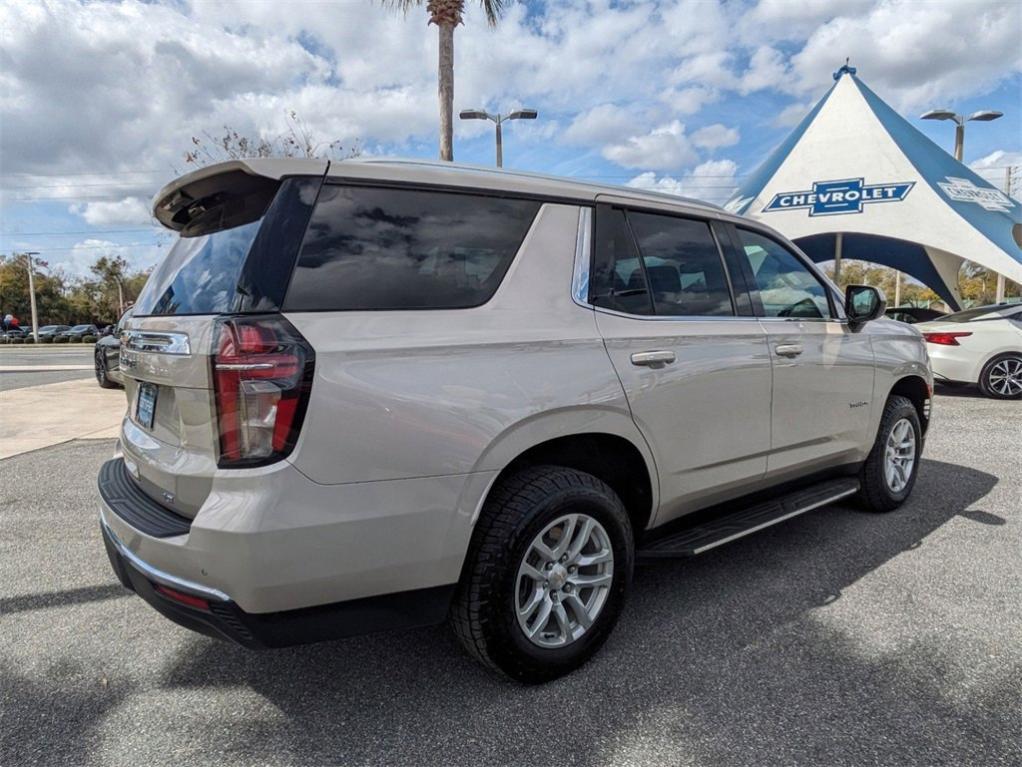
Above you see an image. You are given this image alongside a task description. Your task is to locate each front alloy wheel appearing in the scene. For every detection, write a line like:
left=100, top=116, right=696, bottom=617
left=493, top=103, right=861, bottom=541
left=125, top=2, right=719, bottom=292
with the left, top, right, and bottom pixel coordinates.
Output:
left=858, top=394, right=922, bottom=513
left=883, top=417, right=916, bottom=493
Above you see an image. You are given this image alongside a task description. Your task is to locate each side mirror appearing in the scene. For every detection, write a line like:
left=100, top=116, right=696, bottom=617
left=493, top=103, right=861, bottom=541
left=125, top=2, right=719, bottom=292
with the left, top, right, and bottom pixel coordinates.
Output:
left=845, top=285, right=886, bottom=326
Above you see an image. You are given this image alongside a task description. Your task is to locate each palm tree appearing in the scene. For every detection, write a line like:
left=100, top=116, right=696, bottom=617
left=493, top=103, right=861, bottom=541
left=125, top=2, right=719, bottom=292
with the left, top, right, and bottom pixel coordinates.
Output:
left=389, top=0, right=506, bottom=161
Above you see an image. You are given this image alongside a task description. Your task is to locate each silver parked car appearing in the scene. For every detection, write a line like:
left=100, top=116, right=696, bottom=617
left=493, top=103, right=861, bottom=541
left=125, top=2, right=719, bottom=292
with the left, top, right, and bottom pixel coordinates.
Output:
left=99, top=158, right=933, bottom=682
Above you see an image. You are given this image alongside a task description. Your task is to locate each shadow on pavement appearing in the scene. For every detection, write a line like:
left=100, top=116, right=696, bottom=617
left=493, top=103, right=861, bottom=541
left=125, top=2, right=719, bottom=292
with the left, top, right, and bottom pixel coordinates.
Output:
left=0, top=584, right=128, bottom=616
left=0, top=662, right=132, bottom=765
left=153, top=458, right=1020, bottom=765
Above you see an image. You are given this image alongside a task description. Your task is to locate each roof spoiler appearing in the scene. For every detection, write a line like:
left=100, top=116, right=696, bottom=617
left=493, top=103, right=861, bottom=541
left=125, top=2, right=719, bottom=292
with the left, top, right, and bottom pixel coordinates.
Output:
left=151, top=159, right=329, bottom=234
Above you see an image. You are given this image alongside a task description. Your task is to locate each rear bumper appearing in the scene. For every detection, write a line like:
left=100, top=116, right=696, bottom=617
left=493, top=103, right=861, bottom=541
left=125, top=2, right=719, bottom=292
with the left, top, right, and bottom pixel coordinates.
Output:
left=101, top=519, right=455, bottom=648
left=926, top=345, right=980, bottom=384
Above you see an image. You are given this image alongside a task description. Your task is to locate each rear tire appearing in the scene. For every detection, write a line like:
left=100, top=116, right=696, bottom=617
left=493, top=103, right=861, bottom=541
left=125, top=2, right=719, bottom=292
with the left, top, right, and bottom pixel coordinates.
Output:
left=978, top=353, right=1022, bottom=399
left=450, top=465, right=633, bottom=684
left=858, top=395, right=921, bottom=513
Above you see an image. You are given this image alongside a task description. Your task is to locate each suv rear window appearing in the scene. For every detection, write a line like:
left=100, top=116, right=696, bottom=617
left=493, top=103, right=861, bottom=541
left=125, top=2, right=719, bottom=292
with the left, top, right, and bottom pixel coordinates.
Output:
left=133, top=220, right=261, bottom=316
left=284, top=185, right=541, bottom=311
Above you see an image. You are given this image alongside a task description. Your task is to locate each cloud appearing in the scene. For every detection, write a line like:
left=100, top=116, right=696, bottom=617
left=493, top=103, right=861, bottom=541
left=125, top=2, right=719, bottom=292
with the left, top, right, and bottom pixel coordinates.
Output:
left=70, top=197, right=153, bottom=227
left=739, top=46, right=789, bottom=94
left=784, top=0, right=1022, bottom=111
left=627, top=159, right=739, bottom=204
left=603, top=121, right=699, bottom=171
left=60, top=239, right=164, bottom=280
left=563, top=104, right=637, bottom=145
left=658, top=86, right=720, bottom=116
left=773, top=101, right=815, bottom=128
left=691, top=124, right=740, bottom=150
left=970, top=150, right=1022, bottom=200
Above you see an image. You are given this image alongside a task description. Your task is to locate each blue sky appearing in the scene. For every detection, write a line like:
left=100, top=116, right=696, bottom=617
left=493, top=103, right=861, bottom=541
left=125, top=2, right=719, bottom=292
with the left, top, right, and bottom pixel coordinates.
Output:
left=1, top=0, right=1019, bottom=280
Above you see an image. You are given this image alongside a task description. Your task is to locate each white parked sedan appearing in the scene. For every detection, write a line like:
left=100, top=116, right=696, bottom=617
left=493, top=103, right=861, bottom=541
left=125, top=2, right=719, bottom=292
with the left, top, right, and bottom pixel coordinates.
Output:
left=917, top=304, right=1022, bottom=399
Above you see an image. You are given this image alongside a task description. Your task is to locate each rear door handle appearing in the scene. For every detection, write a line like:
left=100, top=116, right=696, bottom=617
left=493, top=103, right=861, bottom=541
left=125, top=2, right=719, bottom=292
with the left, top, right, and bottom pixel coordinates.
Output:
left=774, top=343, right=803, bottom=358
left=630, top=350, right=676, bottom=367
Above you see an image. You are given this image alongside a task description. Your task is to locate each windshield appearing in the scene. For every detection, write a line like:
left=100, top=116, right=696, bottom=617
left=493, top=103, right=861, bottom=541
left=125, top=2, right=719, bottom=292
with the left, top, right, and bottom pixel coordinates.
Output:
left=133, top=220, right=262, bottom=316
left=71, top=325, right=91, bottom=331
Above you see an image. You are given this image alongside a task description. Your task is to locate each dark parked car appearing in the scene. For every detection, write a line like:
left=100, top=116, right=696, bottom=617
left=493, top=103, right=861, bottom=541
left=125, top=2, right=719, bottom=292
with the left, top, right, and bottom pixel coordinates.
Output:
left=1, top=328, right=27, bottom=341
left=885, top=306, right=946, bottom=324
left=94, top=312, right=131, bottom=388
left=36, top=324, right=72, bottom=341
left=57, top=324, right=100, bottom=342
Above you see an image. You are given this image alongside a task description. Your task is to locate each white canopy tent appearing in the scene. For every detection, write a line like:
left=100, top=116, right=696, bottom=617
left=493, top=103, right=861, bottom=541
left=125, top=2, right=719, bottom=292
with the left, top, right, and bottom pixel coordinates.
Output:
left=725, top=65, right=1022, bottom=310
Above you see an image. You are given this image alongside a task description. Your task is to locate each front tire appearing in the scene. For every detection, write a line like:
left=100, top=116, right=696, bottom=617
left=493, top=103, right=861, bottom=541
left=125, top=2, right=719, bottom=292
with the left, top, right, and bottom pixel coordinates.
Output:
left=95, top=350, right=117, bottom=389
left=978, top=353, right=1022, bottom=399
left=450, top=465, right=634, bottom=684
left=858, top=395, right=922, bottom=513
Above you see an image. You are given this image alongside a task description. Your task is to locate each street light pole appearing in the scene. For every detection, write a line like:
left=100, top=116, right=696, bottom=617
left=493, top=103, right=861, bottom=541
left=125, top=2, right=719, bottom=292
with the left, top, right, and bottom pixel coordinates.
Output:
left=921, top=107, right=1005, bottom=300
left=459, top=108, right=538, bottom=168
left=920, top=108, right=1003, bottom=162
left=495, top=119, right=503, bottom=168
left=22, top=251, right=41, bottom=343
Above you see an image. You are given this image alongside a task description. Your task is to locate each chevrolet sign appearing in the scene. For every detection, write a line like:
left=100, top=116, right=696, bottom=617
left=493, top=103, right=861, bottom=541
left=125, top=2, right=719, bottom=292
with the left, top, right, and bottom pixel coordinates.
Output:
left=764, top=178, right=914, bottom=216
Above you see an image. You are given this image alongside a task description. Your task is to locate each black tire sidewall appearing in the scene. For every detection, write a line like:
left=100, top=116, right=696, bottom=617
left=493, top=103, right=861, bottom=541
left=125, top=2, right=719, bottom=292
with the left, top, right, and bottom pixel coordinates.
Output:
left=871, top=399, right=922, bottom=505
left=485, top=481, right=633, bottom=679
left=95, top=351, right=107, bottom=385
left=980, top=354, right=1022, bottom=400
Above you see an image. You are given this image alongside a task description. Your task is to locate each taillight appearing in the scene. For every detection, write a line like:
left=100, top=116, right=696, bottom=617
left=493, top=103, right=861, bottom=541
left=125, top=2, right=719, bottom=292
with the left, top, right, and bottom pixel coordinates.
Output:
left=922, top=331, right=972, bottom=346
left=213, top=315, right=314, bottom=468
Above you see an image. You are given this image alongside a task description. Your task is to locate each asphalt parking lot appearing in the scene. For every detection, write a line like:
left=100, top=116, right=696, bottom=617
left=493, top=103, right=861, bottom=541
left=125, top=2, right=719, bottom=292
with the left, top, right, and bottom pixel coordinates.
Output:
left=1, top=378, right=1020, bottom=766
left=0, top=347, right=94, bottom=393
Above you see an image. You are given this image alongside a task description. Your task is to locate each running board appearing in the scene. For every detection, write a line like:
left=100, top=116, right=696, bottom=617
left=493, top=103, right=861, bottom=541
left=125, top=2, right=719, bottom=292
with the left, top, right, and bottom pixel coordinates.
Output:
left=638, top=477, right=860, bottom=559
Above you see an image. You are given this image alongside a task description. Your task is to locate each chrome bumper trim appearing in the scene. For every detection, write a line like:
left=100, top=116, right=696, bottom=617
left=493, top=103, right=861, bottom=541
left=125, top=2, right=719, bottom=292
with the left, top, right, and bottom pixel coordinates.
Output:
left=101, top=517, right=231, bottom=603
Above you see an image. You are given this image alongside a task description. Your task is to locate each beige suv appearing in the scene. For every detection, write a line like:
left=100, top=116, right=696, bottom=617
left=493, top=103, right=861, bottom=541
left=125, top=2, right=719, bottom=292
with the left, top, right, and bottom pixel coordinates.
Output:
left=99, top=158, right=932, bottom=683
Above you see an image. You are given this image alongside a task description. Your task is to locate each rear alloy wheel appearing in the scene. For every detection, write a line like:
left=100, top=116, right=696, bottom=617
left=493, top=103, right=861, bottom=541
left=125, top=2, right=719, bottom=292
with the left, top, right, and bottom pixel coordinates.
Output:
left=858, top=395, right=922, bottom=513
left=979, top=354, right=1022, bottom=400
left=94, top=350, right=117, bottom=389
left=450, top=465, right=633, bottom=684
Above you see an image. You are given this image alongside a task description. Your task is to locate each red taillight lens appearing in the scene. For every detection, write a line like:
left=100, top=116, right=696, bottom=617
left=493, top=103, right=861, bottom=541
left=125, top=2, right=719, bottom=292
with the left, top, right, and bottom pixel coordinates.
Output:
left=922, top=331, right=972, bottom=346
left=213, top=315, right=314, bottom=468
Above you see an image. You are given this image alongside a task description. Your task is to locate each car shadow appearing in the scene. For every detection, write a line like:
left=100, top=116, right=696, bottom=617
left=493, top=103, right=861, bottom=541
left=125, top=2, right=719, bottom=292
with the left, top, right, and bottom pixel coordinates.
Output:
left=157, top=458, right=1014, bottom=765
left=933, top=383, right=985, bottom=399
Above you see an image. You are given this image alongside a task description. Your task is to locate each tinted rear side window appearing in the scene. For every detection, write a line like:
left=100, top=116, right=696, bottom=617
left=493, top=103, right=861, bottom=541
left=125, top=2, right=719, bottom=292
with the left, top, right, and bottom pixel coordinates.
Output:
left=285, top=185, right=541, bottom=311
left=628, top=212, right=733, bottom=316
left=133, top=220, right=262, bottom=316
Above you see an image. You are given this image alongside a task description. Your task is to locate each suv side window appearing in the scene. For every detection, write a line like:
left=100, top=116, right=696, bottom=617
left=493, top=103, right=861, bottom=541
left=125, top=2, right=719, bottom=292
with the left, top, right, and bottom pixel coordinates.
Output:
left=285, top=185, right=541, bottom=311
left=628, top=212, right=733, bottom=316
left=734, top=228, right=832, bottom=319
left=590, top=207, right=654, bottom=315
left=590, top=207, right=735, bottom=317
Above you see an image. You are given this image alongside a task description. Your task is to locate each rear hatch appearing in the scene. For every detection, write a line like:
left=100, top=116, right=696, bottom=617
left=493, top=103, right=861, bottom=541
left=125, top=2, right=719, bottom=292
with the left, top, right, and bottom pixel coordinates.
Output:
left=119, top=161, right=324, bottom=519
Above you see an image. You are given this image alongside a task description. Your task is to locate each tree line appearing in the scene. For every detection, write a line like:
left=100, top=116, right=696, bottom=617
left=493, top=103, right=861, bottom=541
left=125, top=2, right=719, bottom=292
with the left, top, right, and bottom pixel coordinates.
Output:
left=0, top=254, right=150, bottom=327
left=824, top=260, right=1019, bottom=308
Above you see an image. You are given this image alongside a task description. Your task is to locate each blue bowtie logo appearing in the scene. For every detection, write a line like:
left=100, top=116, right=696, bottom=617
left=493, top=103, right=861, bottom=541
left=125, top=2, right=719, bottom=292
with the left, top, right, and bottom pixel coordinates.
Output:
left=764, top=178, right=914, bottom=216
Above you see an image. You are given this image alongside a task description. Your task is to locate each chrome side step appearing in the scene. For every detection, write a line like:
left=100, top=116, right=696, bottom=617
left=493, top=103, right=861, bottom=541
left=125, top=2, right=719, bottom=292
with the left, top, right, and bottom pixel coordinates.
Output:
left=638, top=477, right=860, bottom=559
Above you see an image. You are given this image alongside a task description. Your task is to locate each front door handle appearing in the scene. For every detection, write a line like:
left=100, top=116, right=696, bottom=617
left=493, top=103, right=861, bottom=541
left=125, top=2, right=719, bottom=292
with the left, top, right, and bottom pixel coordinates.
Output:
left=630, top=350, right=676, bottom=367
left=774, top=343, right=803, bottom=358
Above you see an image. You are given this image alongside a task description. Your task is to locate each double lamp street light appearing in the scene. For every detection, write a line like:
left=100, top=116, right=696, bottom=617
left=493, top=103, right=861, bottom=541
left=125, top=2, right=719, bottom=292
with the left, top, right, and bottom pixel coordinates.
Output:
left=920, top=106, right=1008, bottom=302
left=459, top=108, right=537, bottom=168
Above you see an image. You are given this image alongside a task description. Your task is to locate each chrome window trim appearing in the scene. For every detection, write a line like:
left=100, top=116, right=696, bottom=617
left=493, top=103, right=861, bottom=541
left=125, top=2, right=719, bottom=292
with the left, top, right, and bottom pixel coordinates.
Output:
left=571, top=206, right=592, bottom=308
left=100, top=517, right=231, bottom=602
left=122, top=330, right=191, bottom=355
